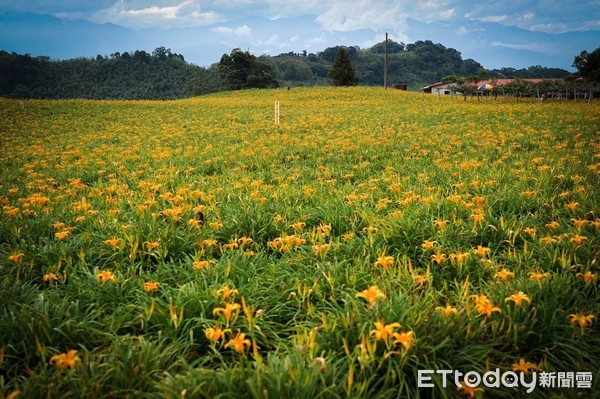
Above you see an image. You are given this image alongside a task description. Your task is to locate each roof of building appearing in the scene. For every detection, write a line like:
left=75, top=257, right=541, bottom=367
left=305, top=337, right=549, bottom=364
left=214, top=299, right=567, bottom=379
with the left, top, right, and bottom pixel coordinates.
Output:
left=423, top=78, right=564, bottom=90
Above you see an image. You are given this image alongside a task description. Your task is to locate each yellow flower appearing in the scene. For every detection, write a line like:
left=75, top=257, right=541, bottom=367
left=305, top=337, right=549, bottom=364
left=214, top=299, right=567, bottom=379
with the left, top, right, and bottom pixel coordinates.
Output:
left=571, top=218, right=589, bottom=228
left=449, top=250, right=469, bottom=265
left=421, top=240, right=436, bottom=251
left=392, top=330, right=415, bottom=351
left=209, top=221, right=223, bottom=230
left=505, top=291, right=531, bottom=307
left=144, top=240, right=160, bottom=251
left=434, top=219, right=449, bottom=230
left=412, top=274, right=428, bottom=285
left=435, top=304, right=459, bottom=317
left=238, top=236, right=253, bottom=246
left=8, top=252, right=25, bottom=263
left=355, top=286, right=386, bottom=307
left=187, top=218, right=201, bottom=228
left=494, top=268, right=515, bottom=281
left=569, top=235, right=588, bottom=245
left=50, top=349, right=81, bottom=369
left=96, top=270, right=117, bottom=284
left=470, top=294, right=501, bottom=318
left=55, top=230, right=71, bottom=240
left=312, top=243, right=330, bottom=255
left=529, top=271, right=550, bottom=283
left=291, top=221, right=306, bottom=231
left=43, top=272, right=59, bottom=282
left=104, top=237, right=121, bottom=249
left=225, top=331, right=252, bottom=353
left=545, top=221, right=560, bottom=230
left=362, top=226, right=378, bottom=234
left=202, top=239, right=218, bottom=248
left=568, top=312, right=595, bottom=329
left=470, top=211, right=485, bottom=223
left=539, top=235, right=557, bottom=245
left=431, top=251, right=446, bottom=265
left=193, top=260, right=211, bottom=270
left=223, top=241, right=238, bottom=251
left=521, top=190, right=536, bottom=198
left=564, top=201, right=579, bottom=211
left=576, top=271, right=596, bottom=284
left=341, top=231, right=354, bottom=240
left=205, top=325, right=230, bottom=343
left=512, top=358, right=539, bottom=375
left=143, top=281, right=160, bottom=293
left=457, top=381, right=484, bottom=398
left=213, top=302, right=241, bottom=323
left=369, top=321, right=401, bottom=342
left=473, top=245, right=491, bottom=258
left=522, top=227, right=537, bottom=237
left=374, top=254, right=394, bottom=269
left=216, top=285, right=239, bottom=301
left=318, top=223, right=332, bottom=234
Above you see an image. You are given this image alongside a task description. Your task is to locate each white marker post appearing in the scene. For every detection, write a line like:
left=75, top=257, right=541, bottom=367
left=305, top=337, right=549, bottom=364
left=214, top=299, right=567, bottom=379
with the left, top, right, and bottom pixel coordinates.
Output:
left=275, top=101, right=280, bottom=125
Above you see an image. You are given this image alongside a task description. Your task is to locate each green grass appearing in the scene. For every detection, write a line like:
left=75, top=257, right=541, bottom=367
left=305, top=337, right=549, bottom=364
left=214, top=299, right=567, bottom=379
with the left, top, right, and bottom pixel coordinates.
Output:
left=0, top=88, right=599, bottom=398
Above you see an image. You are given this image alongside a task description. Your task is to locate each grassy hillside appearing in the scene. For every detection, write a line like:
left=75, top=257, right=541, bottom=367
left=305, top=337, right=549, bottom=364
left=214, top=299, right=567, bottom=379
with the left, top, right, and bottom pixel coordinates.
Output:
left=1, top=88, right=598, bottom=398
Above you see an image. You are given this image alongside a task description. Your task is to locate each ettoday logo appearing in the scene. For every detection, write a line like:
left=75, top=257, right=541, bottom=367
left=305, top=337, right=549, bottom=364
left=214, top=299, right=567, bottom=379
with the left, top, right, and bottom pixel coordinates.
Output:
left=418, top=369, right=593, bottom=393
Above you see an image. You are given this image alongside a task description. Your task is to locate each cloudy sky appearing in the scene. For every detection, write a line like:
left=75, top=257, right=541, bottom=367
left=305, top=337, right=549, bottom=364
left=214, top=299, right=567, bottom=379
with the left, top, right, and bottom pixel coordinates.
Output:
left=1, top=0, right=599, bottom=69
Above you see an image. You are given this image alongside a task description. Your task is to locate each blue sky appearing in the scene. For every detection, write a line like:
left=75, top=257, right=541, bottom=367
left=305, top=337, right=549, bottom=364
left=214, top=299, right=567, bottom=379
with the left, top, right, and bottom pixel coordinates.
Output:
left=1, top=0, right=599, bottom=70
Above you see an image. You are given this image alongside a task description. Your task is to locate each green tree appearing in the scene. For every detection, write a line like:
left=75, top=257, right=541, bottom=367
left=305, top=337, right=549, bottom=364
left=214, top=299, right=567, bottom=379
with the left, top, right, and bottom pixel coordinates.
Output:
left=573, top=47, right=600, bottom=83
left=186, top=65, right=224, bottom=96
left=218, top=49, right=279, bottom=90
left=329, top=47, right=358, bottom=86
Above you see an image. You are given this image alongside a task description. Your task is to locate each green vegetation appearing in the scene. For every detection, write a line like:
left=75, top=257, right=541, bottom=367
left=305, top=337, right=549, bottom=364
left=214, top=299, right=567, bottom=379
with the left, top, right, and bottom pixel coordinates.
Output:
left=0, top=87, right=599, bottom=398
left=217, top=48, right=279, bottom=91
left=0, top=47, right=199, bottom=100
left=2, top=41, right=584, bottom=99
left=328, top=47, right=358, bottom=86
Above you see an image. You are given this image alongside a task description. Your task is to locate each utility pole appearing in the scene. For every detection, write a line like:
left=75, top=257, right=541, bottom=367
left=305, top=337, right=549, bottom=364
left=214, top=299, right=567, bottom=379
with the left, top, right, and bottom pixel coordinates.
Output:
left=384, top=32, right=388, bottom=89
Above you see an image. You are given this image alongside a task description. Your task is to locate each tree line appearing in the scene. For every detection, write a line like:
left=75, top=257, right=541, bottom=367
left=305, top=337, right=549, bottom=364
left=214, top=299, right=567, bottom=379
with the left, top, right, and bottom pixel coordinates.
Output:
left=1, top=42, right=598, bottom=100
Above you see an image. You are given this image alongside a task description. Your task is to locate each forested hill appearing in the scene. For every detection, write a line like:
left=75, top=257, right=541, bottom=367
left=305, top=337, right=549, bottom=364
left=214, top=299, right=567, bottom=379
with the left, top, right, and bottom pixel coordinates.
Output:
left=0, top=47, right=199, bottom=100
left=1, top=40, right=571, bottom=99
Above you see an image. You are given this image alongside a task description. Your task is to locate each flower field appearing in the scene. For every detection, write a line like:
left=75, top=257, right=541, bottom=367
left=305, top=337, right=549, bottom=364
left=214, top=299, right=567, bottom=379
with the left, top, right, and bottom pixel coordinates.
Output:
left=0, top=87, right=599, bottom=398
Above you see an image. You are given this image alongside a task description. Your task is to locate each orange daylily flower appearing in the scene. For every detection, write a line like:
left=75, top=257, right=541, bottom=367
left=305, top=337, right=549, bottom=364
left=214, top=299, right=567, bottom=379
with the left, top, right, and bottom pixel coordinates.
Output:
left=143, top=281, right=160, bottom=293
left=96, top=270, right=117, bottom=284
left=374, top=254, right=395, bottom=269
left=512, top=358, right=539, bottom=375
left=50, top=349, right=81, bottom=369
left=225, top=331, right=252, bottom=353
left=369, top=321, right=401, bottom=342
left=355, top=286, right=386, bottom=307
left=494, top=268, right=515, bottom=281
left=216, top=285, right=239, bottom=301
left=213, top=302, right=241, bottom=323
left=205, top=325, right=230, bottom=343
left=568, top=312, right=595, bottom=329
left=436, top=304, right=459, bottom=317
left=505, top=291, right=531, bottom=307
left=392, top=330, right=415, bottom=351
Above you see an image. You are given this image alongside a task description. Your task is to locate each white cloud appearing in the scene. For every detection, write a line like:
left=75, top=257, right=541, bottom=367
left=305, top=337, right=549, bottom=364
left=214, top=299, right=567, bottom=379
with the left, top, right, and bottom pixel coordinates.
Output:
left=479, top=15, right=509, bottom=23
left=313, top=0, right=458, bottom=36
left=91, top=0, right=220, bottom=29
left=211, top=25, right=252, bottom=37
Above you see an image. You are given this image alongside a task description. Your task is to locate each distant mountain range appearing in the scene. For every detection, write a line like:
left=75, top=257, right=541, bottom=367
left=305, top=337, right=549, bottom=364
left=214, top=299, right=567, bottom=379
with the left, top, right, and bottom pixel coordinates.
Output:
left=1, top=11, right=599, bottom=70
